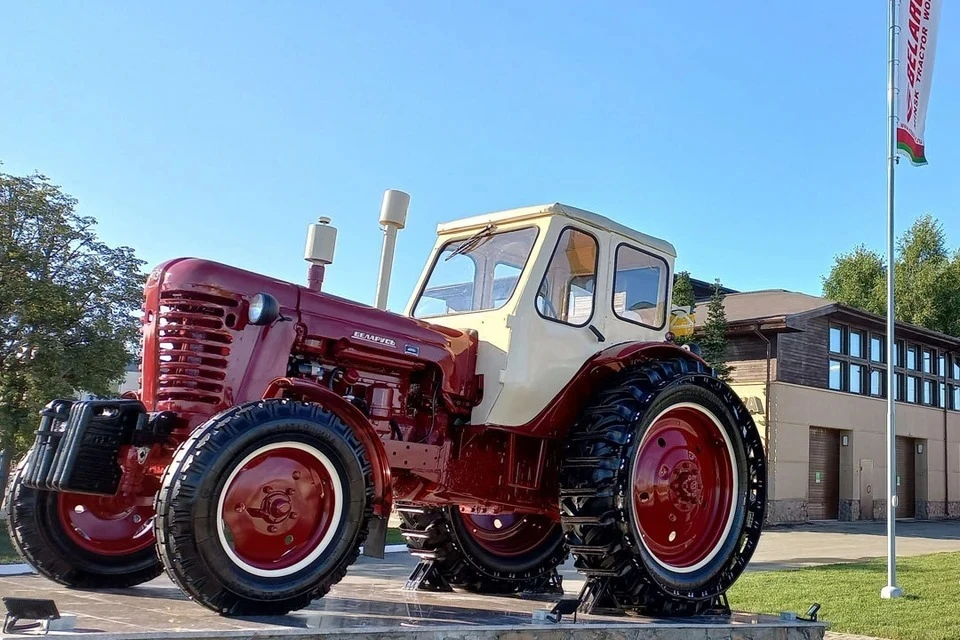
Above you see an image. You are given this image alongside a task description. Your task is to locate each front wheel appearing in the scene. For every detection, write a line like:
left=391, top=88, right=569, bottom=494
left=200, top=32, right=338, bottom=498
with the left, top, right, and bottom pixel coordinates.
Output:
left=154, top=400, right=374, bottom=616
left=4, top=456, right=162, bottom=589
left=559, top=357, right=766, bottom=615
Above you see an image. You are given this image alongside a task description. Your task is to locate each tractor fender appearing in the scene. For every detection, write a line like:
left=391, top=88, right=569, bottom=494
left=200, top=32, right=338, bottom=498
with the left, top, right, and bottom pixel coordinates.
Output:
left=520, top=340, right=711, bottom=439
left=588, top=340, right=709, bottom=372
left=262, top=377, right=392, bottom=520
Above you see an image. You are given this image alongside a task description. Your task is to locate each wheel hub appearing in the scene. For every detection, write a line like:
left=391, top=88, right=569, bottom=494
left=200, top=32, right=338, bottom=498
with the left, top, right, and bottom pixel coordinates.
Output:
left=459, top=512, right=557, bottom=558
left=247, top=490, right=296, bottom=525
left=671, top=463, right=703, bottom=510
left=217, top=442, right=343, bottom=576
left=57, top=493, right=155, bottom=556
left=631, top=403, right=737, bottom=573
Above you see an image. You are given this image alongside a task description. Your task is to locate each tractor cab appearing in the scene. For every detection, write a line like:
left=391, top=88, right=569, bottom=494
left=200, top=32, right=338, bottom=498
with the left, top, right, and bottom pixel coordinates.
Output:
left=405, top=203, right=677, bottom=427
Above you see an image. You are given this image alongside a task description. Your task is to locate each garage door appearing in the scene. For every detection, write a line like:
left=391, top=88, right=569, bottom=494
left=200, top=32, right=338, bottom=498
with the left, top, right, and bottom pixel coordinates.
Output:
left=808, top=427, right=840, bottom=520
left=896, top=436, right=916, bottom=518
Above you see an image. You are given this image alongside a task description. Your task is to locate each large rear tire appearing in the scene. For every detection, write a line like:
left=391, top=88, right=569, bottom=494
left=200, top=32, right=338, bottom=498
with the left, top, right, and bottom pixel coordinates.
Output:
left=559, top=357, right=765, bottom=616
left=4, top=456, right=162, bottom=589
left=154, top=399, right=374, bottom=616
left=399, top=505, right=566, bottom=594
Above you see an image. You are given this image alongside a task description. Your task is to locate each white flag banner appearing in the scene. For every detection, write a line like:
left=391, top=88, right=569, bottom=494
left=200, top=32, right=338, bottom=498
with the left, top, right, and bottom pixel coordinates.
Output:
left=897, top=0, right=942, bottom=166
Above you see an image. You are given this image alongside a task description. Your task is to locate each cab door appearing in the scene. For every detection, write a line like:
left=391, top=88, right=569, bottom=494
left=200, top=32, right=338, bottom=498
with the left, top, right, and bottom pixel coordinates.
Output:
left=487, top=223, right=609, bottom=427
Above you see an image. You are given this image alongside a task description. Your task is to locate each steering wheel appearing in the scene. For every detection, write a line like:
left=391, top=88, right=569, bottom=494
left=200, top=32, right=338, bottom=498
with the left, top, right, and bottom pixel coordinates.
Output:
left=537, top=287, right=559, bottom=319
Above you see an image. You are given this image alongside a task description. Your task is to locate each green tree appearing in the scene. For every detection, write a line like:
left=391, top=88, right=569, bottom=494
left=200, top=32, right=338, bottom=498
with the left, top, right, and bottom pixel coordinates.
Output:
left=672, top=270, right=695, bottom=309
left=699, top=279, right=733, bottom=381
left=821, top=245, right=886, bottom=316
left=0, top=167, right=145, bottom=494
left=822, top=215, right=960, bottom=336
left=671, top=270, right=696, bottom=345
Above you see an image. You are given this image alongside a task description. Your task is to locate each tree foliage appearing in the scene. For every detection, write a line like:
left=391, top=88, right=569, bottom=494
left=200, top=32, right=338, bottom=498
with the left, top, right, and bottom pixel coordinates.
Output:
left=671, top=271, right=696, bottom=346
left=0, top=167, right=146, bottom=477
left=672, top=270, right=695, bottom=309
left=822, top=215, right=960, bottom=337
left=699, top=279, right=733, bottom=381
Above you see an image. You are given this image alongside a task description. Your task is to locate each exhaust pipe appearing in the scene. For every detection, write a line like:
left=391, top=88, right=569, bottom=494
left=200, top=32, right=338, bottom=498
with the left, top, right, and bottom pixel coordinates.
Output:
left=374, top=189, right=410, bottom=310
left=304, top=216, right=337, bottom=292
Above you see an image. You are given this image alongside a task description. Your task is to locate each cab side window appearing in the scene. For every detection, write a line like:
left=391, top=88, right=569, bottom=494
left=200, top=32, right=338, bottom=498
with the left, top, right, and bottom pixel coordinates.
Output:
left=536, top=228, right=599, bottom=327
left=613, top=244, right=668, bottom=329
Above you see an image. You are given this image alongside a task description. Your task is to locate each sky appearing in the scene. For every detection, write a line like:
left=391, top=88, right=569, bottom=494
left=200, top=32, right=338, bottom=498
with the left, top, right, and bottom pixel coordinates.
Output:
left=2, top=2, right=959, bottom=312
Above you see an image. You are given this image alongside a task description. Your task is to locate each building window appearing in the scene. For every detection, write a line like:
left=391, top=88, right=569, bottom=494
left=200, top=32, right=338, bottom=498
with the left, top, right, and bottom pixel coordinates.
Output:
left=824, top=322, right=955, bottom=407
left=923, top=348, right=934, bottom=374
left=850, top=330, right=863, bottom=359
left=829, top=325, right=844, bottom=354
left=829, top=360, right=844, bottom=391
left=871, top=370, right=884, bottom=397
left=948, top=356, right=960, bottom=410
left=850, top=363, right=864, bottom=394
left=907, top=376, right=918, bottom=403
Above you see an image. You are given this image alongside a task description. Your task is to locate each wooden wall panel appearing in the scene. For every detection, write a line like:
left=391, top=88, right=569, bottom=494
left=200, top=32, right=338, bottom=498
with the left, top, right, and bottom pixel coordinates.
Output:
left=777, top=316, right=830, bottom=387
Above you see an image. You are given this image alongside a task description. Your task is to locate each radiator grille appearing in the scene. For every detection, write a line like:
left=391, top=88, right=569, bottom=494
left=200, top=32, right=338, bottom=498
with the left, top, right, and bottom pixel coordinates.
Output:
left=155, top=291, right=237, bottom=407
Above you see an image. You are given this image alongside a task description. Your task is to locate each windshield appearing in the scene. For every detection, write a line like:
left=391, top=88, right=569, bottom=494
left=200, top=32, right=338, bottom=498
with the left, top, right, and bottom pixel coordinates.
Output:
left=413, top=226, right=538, bottom=318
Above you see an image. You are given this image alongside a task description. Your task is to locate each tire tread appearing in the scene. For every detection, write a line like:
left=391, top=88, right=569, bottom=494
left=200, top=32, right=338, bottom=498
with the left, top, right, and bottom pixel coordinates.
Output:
left=153, top=399, right=374, bottom=616
left=559, top=357, right=766, bottom=616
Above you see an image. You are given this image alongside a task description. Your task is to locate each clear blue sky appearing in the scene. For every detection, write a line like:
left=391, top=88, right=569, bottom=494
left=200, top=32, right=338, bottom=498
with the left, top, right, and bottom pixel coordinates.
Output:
left=2, top=3, right=958, bottom=311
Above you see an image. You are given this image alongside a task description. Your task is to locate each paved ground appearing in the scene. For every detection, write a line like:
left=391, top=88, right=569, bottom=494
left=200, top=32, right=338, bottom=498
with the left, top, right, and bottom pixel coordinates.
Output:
left=747, top=518, right=960, bottom=571
left=0, top=563, right=821, bottom=639
left=4, top=519, right=958, bottom=639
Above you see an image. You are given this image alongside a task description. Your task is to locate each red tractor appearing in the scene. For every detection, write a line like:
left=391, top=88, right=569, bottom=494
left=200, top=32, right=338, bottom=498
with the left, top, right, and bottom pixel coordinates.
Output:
left=5, top=192, right=765, bottom=617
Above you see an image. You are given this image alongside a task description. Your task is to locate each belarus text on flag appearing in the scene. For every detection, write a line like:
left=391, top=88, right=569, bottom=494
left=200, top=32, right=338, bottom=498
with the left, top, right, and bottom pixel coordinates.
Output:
left=897, top=0, right=941, bottom=166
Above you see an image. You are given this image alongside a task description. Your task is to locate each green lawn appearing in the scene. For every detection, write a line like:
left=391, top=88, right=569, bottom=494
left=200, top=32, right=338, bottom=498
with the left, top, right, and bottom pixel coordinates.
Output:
left=385, top=527, right=406, bottom=545
left=0, top=525, right=406, bottom=565
left=728, top=552, right=960, bottom=640
left=0, top=524, right=20, bottom=564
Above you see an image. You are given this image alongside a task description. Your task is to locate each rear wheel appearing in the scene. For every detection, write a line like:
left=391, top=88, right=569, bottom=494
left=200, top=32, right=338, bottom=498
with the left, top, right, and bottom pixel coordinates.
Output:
left=4, top=457, right=161, bottom=589
left=154, top=400, right=373, bottom=616
left=559, top=357, right=765, bottom=616
left=399, top=505, right=566, bottom=594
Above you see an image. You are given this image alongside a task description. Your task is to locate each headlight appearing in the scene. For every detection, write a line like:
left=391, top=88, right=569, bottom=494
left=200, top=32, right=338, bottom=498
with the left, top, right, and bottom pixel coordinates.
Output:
left=248, top=293, right=280, bottom=325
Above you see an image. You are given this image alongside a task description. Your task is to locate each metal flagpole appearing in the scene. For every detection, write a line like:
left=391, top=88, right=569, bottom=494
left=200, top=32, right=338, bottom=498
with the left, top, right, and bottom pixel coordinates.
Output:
left=881, top=0, right=903, bottom=600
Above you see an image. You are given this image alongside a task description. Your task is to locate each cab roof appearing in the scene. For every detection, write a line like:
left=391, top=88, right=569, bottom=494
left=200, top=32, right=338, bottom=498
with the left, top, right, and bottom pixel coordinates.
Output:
left=435, top=202, right=677, bottom=258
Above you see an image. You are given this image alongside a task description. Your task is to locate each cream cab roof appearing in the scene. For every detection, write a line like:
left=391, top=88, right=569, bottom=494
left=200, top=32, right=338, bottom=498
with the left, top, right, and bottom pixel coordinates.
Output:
left=435, top=202, right=677, bottom=258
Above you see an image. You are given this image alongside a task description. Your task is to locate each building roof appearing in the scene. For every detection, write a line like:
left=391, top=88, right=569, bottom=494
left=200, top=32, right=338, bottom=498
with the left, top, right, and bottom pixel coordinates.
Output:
left=696, top=289, right=832, bottom=325
left=436, top=203, right=677, bottom=258
left=686, top=276, right=738, bottom=301
left=694, top=289, right=960, bottom=349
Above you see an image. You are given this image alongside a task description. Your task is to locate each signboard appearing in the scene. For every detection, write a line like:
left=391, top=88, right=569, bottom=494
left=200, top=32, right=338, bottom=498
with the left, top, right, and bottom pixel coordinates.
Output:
left=669, top=306, right=696, bottom=337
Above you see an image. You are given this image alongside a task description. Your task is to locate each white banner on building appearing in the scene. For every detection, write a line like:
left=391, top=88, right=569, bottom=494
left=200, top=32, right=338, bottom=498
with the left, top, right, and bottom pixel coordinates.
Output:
left=897, top=0, right=942, bottom=166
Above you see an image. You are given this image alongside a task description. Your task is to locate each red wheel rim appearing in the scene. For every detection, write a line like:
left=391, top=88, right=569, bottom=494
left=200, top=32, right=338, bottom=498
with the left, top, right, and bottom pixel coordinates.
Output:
left=458, top=512, right=556, bottom=558
left=218, top=442, right=341, bottom=577
left=631, top=403, right=737, bottom=572
left=57, top=494, right=154, bottom=556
